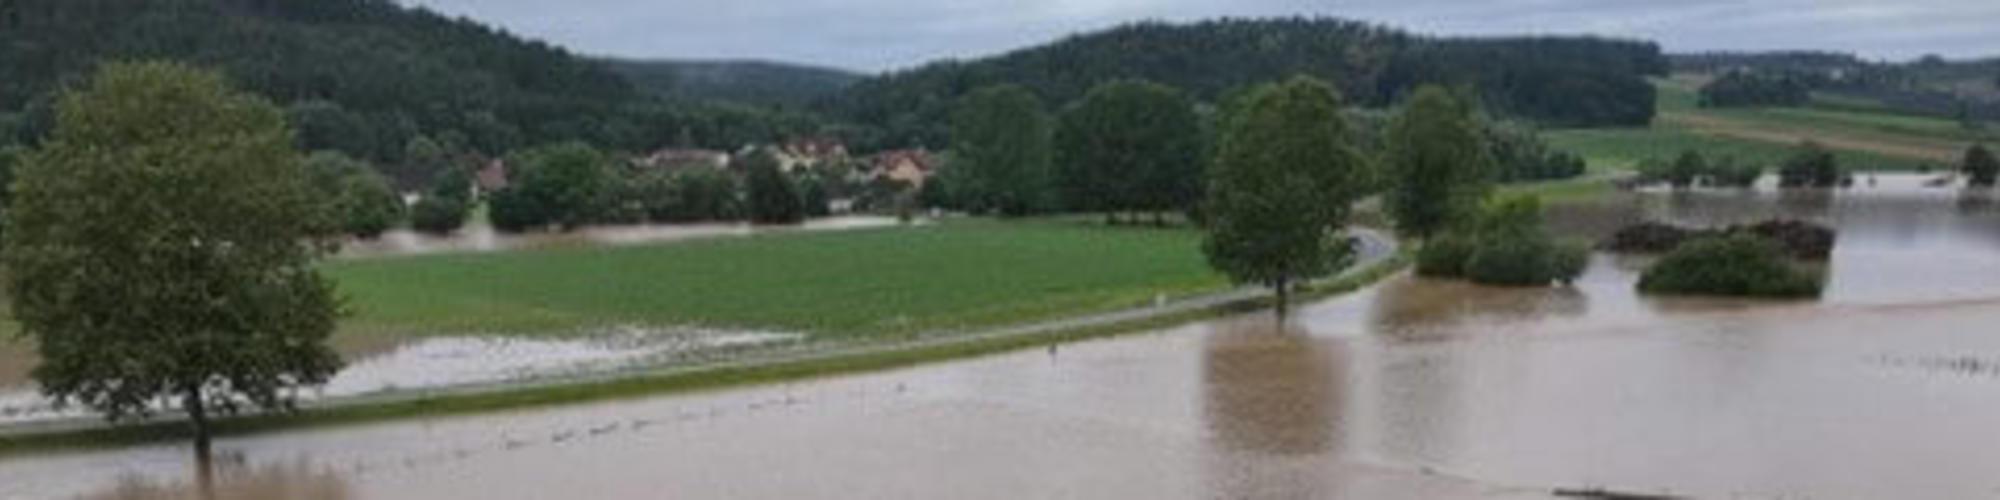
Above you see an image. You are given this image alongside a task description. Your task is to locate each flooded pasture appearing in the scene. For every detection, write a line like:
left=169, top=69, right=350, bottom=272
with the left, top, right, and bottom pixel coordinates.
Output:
left=7, top=176, right=2000, bottom=499
left=337, top=216, right=904, bottom=259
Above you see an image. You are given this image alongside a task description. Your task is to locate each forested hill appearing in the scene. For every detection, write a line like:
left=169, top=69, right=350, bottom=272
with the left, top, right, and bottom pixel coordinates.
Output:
left=0, top=0, right=819, bottom=168
left=834, top=18, right=1667, bottom=149
left=603, top=59, right=863, bottom=109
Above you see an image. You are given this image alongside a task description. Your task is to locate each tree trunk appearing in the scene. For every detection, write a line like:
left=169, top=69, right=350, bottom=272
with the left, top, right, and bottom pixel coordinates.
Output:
left=1274, top=276, right=1291, bottom=318
left=183, top=387, right=211, bottom=459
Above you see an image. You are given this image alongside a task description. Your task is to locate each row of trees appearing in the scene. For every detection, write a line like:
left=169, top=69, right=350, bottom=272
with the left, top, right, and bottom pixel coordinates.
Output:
left=487, top=144, right=827, bottom=233
left=931, top=79, right=1591, bottom=220
left=1699, top=72, right=1812, bottom=108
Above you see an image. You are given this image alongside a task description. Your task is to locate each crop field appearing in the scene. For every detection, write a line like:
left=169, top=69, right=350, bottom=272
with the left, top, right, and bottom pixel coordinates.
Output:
left=1545, top=76, right=1992, bottom=172
left=324, top=220, right=1228, bottom=340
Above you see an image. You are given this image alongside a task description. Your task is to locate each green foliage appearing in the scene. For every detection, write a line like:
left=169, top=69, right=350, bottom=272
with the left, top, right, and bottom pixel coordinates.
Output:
left=1417, top=195, right=1587, bottom=287
left=1778, top=141, right=1843, bottom=188
left=743, top=151, right=806, bottom=224
left=306, top=152, right=405, bottom=239
left=1699, top=72, right=1811, bottom=108
left=410, top=195, right=470, bottom=235
left=1709, top=156, right=1765, bottom=188
left=1201, top=77, right=1369, bottom=299
left=398, top=136, right=454, bottom=191
left=1415, top=237, right=1475, bottom=278
left=1, top=62, right=342, bottom=444
left=837, top=19, right=1665, bottom=147
left=1386, top=85, right=1490, bottom=239
left=663, top=168, right=744, bottom=222
left=1638, top=235, right=1823, bottom=298
left=1963, top=145, right=1999, bottom=187
left=0, top=145, right=19, bottom=237
left=1, top=0, right=824, bottom=160
left=489, top=142, right=614, bottom=232
left=950, top=85, right=1056, bottom=216
left=604, top=59, right=862, bottom=109
left=1054, top=80, right=1205, bottom=217
left=1484, top=120, right=1587, bottom=182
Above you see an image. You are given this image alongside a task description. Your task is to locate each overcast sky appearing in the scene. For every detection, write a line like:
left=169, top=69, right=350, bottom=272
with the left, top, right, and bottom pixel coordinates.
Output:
left=404, top=0, right=2000, bottom=73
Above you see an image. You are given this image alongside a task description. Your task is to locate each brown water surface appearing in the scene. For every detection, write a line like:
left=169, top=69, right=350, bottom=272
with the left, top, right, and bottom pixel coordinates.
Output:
left=5, top=177, right=2000, bottom=499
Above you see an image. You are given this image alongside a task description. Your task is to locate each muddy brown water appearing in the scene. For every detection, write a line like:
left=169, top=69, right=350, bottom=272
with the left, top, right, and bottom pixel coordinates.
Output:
left=8, top=176, right=2000, bottom=499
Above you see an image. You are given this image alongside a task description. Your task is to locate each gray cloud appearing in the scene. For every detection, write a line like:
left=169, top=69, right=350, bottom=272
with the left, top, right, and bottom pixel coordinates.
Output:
left=404, top=0, right=2000, bottom=72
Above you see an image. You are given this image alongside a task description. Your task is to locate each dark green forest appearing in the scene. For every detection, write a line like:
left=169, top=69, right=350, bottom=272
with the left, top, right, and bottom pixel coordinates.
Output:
left=0, top=0, right=821, bottom=168
left=604, top=58, right=862, bottom=109
left=833, top=18, right=1667, bottom=150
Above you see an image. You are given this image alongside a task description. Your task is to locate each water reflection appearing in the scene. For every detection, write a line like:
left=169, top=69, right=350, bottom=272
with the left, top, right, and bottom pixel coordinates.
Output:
left=80, top=454, right=351, bottom=500
left=1202, top=318, right=1344, bottom=456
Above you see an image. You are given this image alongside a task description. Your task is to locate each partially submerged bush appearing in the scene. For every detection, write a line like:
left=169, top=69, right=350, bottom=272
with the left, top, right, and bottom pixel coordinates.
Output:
left=1420, top=195, right=1589, bottom=287
left=1602, top=219, right=1835, bottom=260
left=1638, top=235, right=1823, bottom=298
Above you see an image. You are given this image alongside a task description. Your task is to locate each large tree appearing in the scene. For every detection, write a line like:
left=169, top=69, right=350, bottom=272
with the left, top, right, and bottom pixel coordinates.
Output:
left=1963, top=144, right=1998, bottom=188
left=743, top=150, right=807, bottom=224
left=3, top=62, right=343, bottom=453
left=305, top=152, right=405, bottom=239
left=950, top=84, right=1056, bottom=216
left=1384, top=85, right=1490, bottom=240
left=1055, top=80, right=1205, bottom=223
left=1201, top=77, right=1371, bottom=313
left=489, top=142, right=614, bottom=232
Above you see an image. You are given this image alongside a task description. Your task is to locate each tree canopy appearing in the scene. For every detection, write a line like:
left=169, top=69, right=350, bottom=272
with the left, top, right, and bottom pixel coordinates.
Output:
left=1963, top=144, right=1998, bottom=188
left=1779, top=141, right=1843, bottom=188
left=1054, top=80, right=1205, bottom=221
left=2, top=62, right=343, bottom=451
left=949, top=85, right=1057, bottom=216
left=1201, top=77, right=1370, bottom=310
left=489, top=142, right=615, bottom=232
left=743, top=151, right=806, bottom=224
left=1385, top=85, right=1490, bottom=239
left=1700, top=72, right=1812, bottom=108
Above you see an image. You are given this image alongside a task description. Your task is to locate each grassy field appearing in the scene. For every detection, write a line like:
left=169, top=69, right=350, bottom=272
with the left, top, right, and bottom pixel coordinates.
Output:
left=325, top=219, right=1228, bottom=340
left=1545, top=76, right=1992, bottom=172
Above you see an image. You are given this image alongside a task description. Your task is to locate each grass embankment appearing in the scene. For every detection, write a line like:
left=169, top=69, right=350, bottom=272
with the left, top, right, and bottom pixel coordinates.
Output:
left=326, top=219, right=1228, bottom=340
left=0, top=232, right=1415, bottom=455
left=1545, top=75, right=1993, bottom=171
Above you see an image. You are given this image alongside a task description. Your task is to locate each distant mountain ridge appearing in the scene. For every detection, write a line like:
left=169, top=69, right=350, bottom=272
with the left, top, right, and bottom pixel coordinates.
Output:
left=603, top=59, right=864, bottom=109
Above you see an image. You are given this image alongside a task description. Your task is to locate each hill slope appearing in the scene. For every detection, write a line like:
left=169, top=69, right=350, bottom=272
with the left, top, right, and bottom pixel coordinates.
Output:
left=604, top=59, right=863, bottom=109
left=835, top=18, right=1667, bottom=149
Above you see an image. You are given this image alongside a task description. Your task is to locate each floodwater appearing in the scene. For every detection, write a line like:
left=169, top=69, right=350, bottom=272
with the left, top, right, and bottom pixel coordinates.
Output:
left=8, top=175, right=2000, bottom=499
left=337, top=216, right=904, bottom=259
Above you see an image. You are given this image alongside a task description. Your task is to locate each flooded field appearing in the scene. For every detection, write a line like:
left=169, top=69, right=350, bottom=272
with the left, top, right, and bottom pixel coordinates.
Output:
left=6, top=176, right=2000, bottom=499
left=337, top=216, right=904, bottom=259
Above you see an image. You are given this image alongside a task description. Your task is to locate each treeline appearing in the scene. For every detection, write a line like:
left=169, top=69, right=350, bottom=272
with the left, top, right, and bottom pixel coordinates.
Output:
left=833, top=18, right=1665, bottom=149
left=925, top=79, right=1588, bottom=221
left=1699, top=72, right=1811, bottom=108
left=604, top=59, right=863, bottom=110
left=1672, top=51, right=2000, bottom=121
left=0, top=0, right=824, bottom=178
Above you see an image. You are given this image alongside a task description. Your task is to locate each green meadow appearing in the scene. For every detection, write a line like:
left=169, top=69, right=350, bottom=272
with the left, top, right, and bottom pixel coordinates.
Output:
left=324, top=220, right=1228, bottom=340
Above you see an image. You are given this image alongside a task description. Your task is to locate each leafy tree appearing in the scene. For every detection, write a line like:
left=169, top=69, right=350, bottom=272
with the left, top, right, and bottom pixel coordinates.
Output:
left=2, top=62, right=342, bottom=453
left=1778, top=141, right=1842, bottom=188
left=306, top=152, right=404, bottom=238
left=1385, top=85, right=1491, bottom=239
left=1201, top=77, right=1369, bottom=312
left=1638, top=235, right=1822, bottom=298
left=1054, top=80, right=1204, bottom=222
left=1709, top=156, right=1764, bottom=188
left=490, top=142, right=613, bottom=232
left=743, top=151, right=806, bottom=224
left=1962, top=144, right=1999, bottom=188
left=398, top=136, right=453, bottom=191
left=666, top=168, right=743, bottom=222
left=950, top=85, right=1056, bottom=216
left=410, top=195, right=470, bottom=235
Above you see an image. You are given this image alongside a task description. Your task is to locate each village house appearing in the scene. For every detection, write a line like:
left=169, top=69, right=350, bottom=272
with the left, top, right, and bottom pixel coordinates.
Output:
left=868, top=149, right=935, bottom=189
left=475, top=158, right=509, bottom=193
left=741, top=137, right=850, bottom=174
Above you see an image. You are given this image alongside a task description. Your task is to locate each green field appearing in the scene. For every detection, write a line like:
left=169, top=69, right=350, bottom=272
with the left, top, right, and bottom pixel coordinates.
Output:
left=325, top=220, right=1228, bottom=340
left=1544, top=76, right=1990, bottom=172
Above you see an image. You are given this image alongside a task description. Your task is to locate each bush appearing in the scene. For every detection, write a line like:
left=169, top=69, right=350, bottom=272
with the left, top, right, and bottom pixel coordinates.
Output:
left=1416, top=237, right=1475, bottom=278
left=1709, top=157, right=1764, bottom=188
left=743, top=152, right=805, bottom=224
left=1420, top=195, right=1590, bottom=287
left=1779, top=141, right=1842, bottom=188
left=1963, top=145, right=1998, bottom=188
left=1465, top=235, right=1557, bottom=286
left=411, top=195, right=470, bottom=235
left=1638, top=235, right=1823, bottom=298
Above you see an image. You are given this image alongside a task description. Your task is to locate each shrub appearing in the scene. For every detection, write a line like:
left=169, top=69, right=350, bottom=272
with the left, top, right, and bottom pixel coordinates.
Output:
left=1550, top=240, right=1591, bottom=285
left=1465, top=235, right=1556, bottom=286
left=1416, top=236, right=1475, bottom=278
left=411, top=195, right=470, bottom=235
left=1963, top=145, right=1998, bottom=188
left=1778, top=141, right=1841, bottom=188
left=1638, top=235, right=1823, bottom=298
left=1709, top=157, right=1764, bottom=188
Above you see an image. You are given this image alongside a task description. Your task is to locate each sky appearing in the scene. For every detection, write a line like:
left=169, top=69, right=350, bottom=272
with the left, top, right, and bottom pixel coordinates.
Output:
left=404, top=0, right=2000, bottom=73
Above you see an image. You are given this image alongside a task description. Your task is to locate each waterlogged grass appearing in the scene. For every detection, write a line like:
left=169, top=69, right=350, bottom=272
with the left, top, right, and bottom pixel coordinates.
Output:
left=1544, top=126, right=1930, bottom=171
left=325, top=219, right=1228, bottom=339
